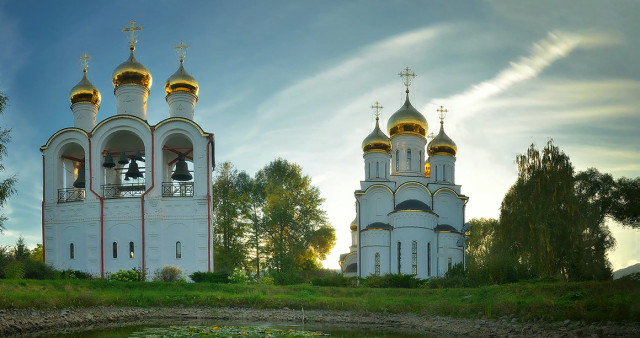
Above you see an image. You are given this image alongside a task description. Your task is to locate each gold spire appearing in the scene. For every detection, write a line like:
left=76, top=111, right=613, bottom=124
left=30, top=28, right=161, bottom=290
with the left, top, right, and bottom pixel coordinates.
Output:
left=70, top=52, right=100, bottom=105
left=122, top=19, right=142, bottom=51
left=398, top=67, right=416, bottom=93
left=427, top=106, right=457, bottom=157
left=362, top=101, right=391, bottom=153
left=175, top=41, right=188, bottom=63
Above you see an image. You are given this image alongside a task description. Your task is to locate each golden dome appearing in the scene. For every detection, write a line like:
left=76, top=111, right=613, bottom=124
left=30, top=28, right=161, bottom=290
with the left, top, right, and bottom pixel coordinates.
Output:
left=165, top=62, right=198, bottom=96
left=427, top=121, right=457, bottom=157
left=362, top=117, right=391, bottom=153
left=350, top=218, right=357, bottom=231
left=112, top=50, right=152, bottom=88
left=69, top=70, right=101, bottom=105
left=387, top=94, right=427, bottom=137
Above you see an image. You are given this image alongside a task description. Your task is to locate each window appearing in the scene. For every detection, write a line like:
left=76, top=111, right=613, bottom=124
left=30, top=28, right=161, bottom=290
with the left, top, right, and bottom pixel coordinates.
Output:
left=443, top=165, right=446, bottom=181
left=407, top=149, right=412, bottom=171
left=435, top=166, right=438, bottom=181
left=419, top=151, right=422, bottom=166
left=375, top=253, right=380, bottom=276
left=412, top=241, right=417, bottom=275
left=368, top=162, right=371, bottom=179
left=129, top=242, right=134, bottom=259
left=395, top=150, right=399, bottom=171
left=70, top=243, right=74, bottom=260
left=112, top=242, right=117, bottom=259
left=427, top=242, right=431, bottom=276
left=397, top=242, right=402, bottom=274
left=385, top=163, right=388, bottom=178
left=176, top=241, right=182, bottom=259
left=448, top=257, right=452, bottom=271
left=376, top=162, right=379, bottom=178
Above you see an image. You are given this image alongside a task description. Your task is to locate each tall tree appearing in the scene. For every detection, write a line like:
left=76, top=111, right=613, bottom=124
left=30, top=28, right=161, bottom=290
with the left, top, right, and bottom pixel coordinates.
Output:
left=211, top=162, right=248, bottom=273
left=0, top=93, right=17, bottom=233
left=256, top=159, right=335, bottom=272
left=237, top=172, right=266, bottom=277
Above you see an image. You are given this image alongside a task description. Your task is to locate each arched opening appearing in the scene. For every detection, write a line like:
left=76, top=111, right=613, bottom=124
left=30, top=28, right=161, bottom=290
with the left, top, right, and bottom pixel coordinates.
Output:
left=101, top=130, right=146, bottom=199
left=176, top=241, right=182, bottom=259
left=162, top=133, right=194, bottom=197
left=57, top=142, right=86, bottom=203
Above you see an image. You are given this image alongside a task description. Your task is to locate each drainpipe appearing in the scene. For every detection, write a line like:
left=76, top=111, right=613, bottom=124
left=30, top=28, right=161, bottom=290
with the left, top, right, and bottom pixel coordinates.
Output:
left=87, top=135, right=105, bottom=278
left=140, top=128, right=155, bottom=279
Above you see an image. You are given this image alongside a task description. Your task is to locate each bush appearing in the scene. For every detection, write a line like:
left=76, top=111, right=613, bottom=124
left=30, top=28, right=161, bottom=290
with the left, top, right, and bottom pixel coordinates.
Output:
left=3, top=261, right=25, bottom=279
left=190, top=271, right=229, bottom=283
left=153, top=266, right=184, bottom=282
left=109, top=269, right=140, bottom=282
left=260, top=275, right=274, bottom=285
left=23, top=259, right=59, bottom=280
left=229, top=269, right=248, bottom=284
left=59, top=269, right=93, bottom=280
left=271, top=270, right=304, bottom=285
left=362, top=273, right=423, bottom=288
left=311, top=273, right=356, bottom=287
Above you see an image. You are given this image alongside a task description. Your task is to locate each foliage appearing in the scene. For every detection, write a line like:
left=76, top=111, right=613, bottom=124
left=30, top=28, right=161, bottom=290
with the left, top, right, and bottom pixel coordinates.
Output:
left=3, top=260, right=24, bottom=279
left=12, top=236, right=30, bottom=261
left=153, top=265, right=184, bottom=282
left=130, top=325, right=328, bottom=337
left=22, top=259, right=59, bottom=280
left=109, top=269, right=140, bottom=282
left=311, top=273, right=357, bottom=287
left=189, top=271, right=229, bottom=283
left=361, top=273, right=423, bottom=288
left=31, top=244, right=43, bottom=262
left=228, top=269, right=248, bottom=283
left=59, top=269, right=93, bottom=280
left=0, top=92, right=17, bottom=233
left=271, top=270, right=304, bottom=285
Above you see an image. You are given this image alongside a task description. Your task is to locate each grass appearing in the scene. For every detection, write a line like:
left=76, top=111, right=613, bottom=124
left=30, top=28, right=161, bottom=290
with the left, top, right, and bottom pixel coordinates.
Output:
left=0, top=278, right=638, bottom=322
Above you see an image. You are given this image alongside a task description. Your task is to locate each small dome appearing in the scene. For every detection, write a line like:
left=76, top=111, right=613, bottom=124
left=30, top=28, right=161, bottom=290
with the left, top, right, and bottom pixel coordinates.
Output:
left=394, top=199, right=432, bottom=212
left=69, top=70, right=101, bottom=105
left=434, top=224, right=458, bottom=232
left=350, top=218, right=357, bottom=231
left=165, top=62, right=198, bottom=96
left=112, top=50, right=152, bottom=88
left=362, top=117, right=391, bottom=153
left=366, top=222, right=392, bottom=230
left=387, top=94, right=427, bottom=137
left=427, top=121, right=457, bottom=157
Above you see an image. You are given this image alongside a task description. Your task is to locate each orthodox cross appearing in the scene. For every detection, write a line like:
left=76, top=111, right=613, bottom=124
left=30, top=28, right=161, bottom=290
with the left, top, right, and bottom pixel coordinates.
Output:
left=79, top=52, right=91, bottom=73
left=398, top=67, right=416, bottom=93
left=371, top=101, right=384, bottom=120
left=436, top=105, right=448, bottom=123
left=427, top=132, right=435, bottom=141
left=175, top=41, right=189, bottom=63
left=122, top=19, right=142, bottom=50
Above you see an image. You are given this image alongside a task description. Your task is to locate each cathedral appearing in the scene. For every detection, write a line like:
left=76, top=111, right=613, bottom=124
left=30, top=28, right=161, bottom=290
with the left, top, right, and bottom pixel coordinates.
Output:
left=339, top=68, right=468, bottom=279
left=40, top=21, right=214, bottom=279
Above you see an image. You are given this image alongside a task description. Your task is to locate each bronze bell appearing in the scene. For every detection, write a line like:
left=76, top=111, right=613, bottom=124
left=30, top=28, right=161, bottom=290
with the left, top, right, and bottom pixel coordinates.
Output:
left=134, top=151, right=144, bottom=161
left=103, top=153, right=116, bottom=168
left=171, top=156, right=192, bottom=181
left=118, top=151, right=129, bottom=165
left=73, top=162, right=86, bottom=188
left=125, top=158, right=143, bottom=180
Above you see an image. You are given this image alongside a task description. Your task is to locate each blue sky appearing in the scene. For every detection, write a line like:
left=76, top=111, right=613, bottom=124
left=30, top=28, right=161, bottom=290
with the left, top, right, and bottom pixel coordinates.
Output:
left=0, top=1, right=639, bottom=270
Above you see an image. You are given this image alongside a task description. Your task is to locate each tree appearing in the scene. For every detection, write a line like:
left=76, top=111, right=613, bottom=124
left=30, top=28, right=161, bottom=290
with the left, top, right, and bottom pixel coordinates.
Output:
left=211, top=162, right=249, bottom=273
left=0, top=93, right=17, bottom=233
left=13, top=236, right=30, bottom=261
left=31, top=244, right=44, bottom=262
left=237, top=172, right=266, bottom=277
left=256, top=159, right=335, bottom=272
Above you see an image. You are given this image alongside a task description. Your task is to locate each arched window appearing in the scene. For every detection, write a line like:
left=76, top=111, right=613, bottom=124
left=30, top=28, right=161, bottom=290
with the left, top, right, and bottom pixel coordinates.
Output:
left=427, top=242, right=431, bottom=276
left=176, top=241, right=182, bottom=259
left=375, top=253, right=380, bottom=276
left=397, top=242, right=402, bottom=274
left=407, top=149, right=412, bottom=171
left=70, top=243, right=74, bottom=260
left=443, top=165, right=446, bottom=181
left=368, top=162, right=371, bottom=179
left=112, top=242, right=118, bottom=259
left=376, top=162, right=379, bottom=178
left=395, top=150, right=399, bottom=171
left=412, top=241, right=418, bottom=275
left=129, top=242, right=134, bottom=259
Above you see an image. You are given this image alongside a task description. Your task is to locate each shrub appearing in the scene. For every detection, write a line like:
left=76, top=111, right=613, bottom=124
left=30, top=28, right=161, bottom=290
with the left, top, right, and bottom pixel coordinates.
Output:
left=260, top=275, right=274, bottom=285
left=229, top=269, right=248, bottom=284
left=153, top=266, right=184, bottom=282
left=190, top=271, right=229, bottom=283
left=23, top=259, right=59, bottom=280
left=271, top=270, right=304, bottom=285
left=311, top=273, right=356, bottom=287
left=109, top=269, right=140, bottom=282
left=4, top=261, right=25, bottom=279
left=59, top=269, right=93, bottom=280
left=362, top=273, right=423, bottom=288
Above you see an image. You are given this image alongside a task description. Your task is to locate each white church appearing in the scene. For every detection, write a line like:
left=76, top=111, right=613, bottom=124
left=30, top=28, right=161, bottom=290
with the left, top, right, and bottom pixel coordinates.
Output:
left=339, top=68, right=468, bottom=279
left=40, top=22, right=214, bottom=279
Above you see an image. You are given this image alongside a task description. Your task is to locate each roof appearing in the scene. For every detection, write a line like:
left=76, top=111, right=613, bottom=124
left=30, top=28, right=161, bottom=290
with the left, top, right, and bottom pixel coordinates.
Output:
left=434, top=224, right=458, bottom=232
left=394, top=199, right=432, bottom=212
left=366, top=222, right=392, bottom=230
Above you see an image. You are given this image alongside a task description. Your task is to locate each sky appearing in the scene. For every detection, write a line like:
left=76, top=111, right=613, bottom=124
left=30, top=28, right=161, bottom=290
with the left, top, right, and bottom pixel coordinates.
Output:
left=0, top=1, right=639, bottom=271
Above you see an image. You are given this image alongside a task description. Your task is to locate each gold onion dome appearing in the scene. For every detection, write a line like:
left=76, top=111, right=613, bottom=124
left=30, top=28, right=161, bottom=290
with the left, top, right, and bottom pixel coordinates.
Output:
left=112, top=50, right=152, bottom=88
left=69, top=70, right=101, bottom=105
left=165, top=62, right=199, bottom=96
left=350, top=218, right=357, bottom=231
left=362, top=117, right=391, bottom=153
left=387, top=94, right=427, bottom=137
left=427, top=120, right=457, bottom=157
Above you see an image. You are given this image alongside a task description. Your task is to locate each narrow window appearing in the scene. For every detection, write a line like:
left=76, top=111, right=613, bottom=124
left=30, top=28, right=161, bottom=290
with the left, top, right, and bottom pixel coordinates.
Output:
left=368, top=162, right=371, bottom=179
left=412, top=241, right=417, bottom=275
left=70, top=243, right=74, bottom=260
left=376, top=162, right=379, bottom=178
left=375, top=253, right=380, bottom=276
left=385, top=163, right=388, bottom=178
left=448, top=257, right=452, bottom=272
left=443, top=165, right=446, bottom=181
left=419, top=151, right=422, bottom=166
left=176, top=241, right=182, bottom=259
left=427, top=242, right=432, bottom=276
left=397, top=242, right=402, bottom=274
left=112, top=242, right=117, bottom=259
left=407, top=149, right=412, bottom=171
left=395, top=150, right=399, bottom=171
left=435, top=166, right=438, bottom=181
left=129, top=242, right=134, bottom=259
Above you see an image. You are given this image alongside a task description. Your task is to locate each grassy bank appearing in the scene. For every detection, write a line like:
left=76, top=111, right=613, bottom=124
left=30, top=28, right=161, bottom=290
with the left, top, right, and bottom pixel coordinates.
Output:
left=0, top=278, right=638, bottom=322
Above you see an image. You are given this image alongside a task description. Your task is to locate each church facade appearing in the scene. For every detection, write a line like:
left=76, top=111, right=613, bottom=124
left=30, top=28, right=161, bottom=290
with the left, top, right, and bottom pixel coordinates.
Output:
left=41, top=23, right=214, bottom=279
left=340, top=70, right=468, bottom=279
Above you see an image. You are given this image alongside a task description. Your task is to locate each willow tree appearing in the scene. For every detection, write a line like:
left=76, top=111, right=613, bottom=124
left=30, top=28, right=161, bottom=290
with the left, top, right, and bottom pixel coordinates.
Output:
left=0, top=93, right=16, bottom=233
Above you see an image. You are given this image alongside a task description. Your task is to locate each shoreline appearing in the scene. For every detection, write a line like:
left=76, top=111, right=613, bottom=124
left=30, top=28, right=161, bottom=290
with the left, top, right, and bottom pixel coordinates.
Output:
left=1, top=306, right=639, bottom=337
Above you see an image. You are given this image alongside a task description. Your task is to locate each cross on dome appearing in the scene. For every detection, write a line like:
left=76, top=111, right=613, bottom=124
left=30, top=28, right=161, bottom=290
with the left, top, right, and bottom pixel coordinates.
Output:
left=79, top=52, right=91, bottom=73
left=122, top=19, right=143, bottom=51
left=398, top=67, right=416, bottom=93
left=175, top=41, right=189, bottom=63
left=436, top=105, right=448, bottom=123
left=371, top=101, right=384, bottom=120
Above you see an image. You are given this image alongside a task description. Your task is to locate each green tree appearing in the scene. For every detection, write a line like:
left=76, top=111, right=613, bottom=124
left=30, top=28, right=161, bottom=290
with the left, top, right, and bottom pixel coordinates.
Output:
left=465, top=218, right=497, bottom=283
left=0, top=93, right=17, bottom=233
left=237, top=172, right=266, bottom=277
left=13, top=236, right=30, bottom=261
left=256, top=159, right=335, bottom=272
left=211, top=162, right=249, bottom=273
left=31, top=244, right=44, bottom=262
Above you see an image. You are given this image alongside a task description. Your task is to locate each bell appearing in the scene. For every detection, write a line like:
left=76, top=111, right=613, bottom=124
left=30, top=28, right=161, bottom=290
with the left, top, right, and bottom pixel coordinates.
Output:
left=73, top=162, right=86, bottom=188
left=171, top=156, right=192, bottom=181
left=118, top=151, right=129, bottom=165
left=134, top=151, right=144, bottom=161
left=103, top=153, right=116, bottom=168
left=125, top=158, right=143, bottom=180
